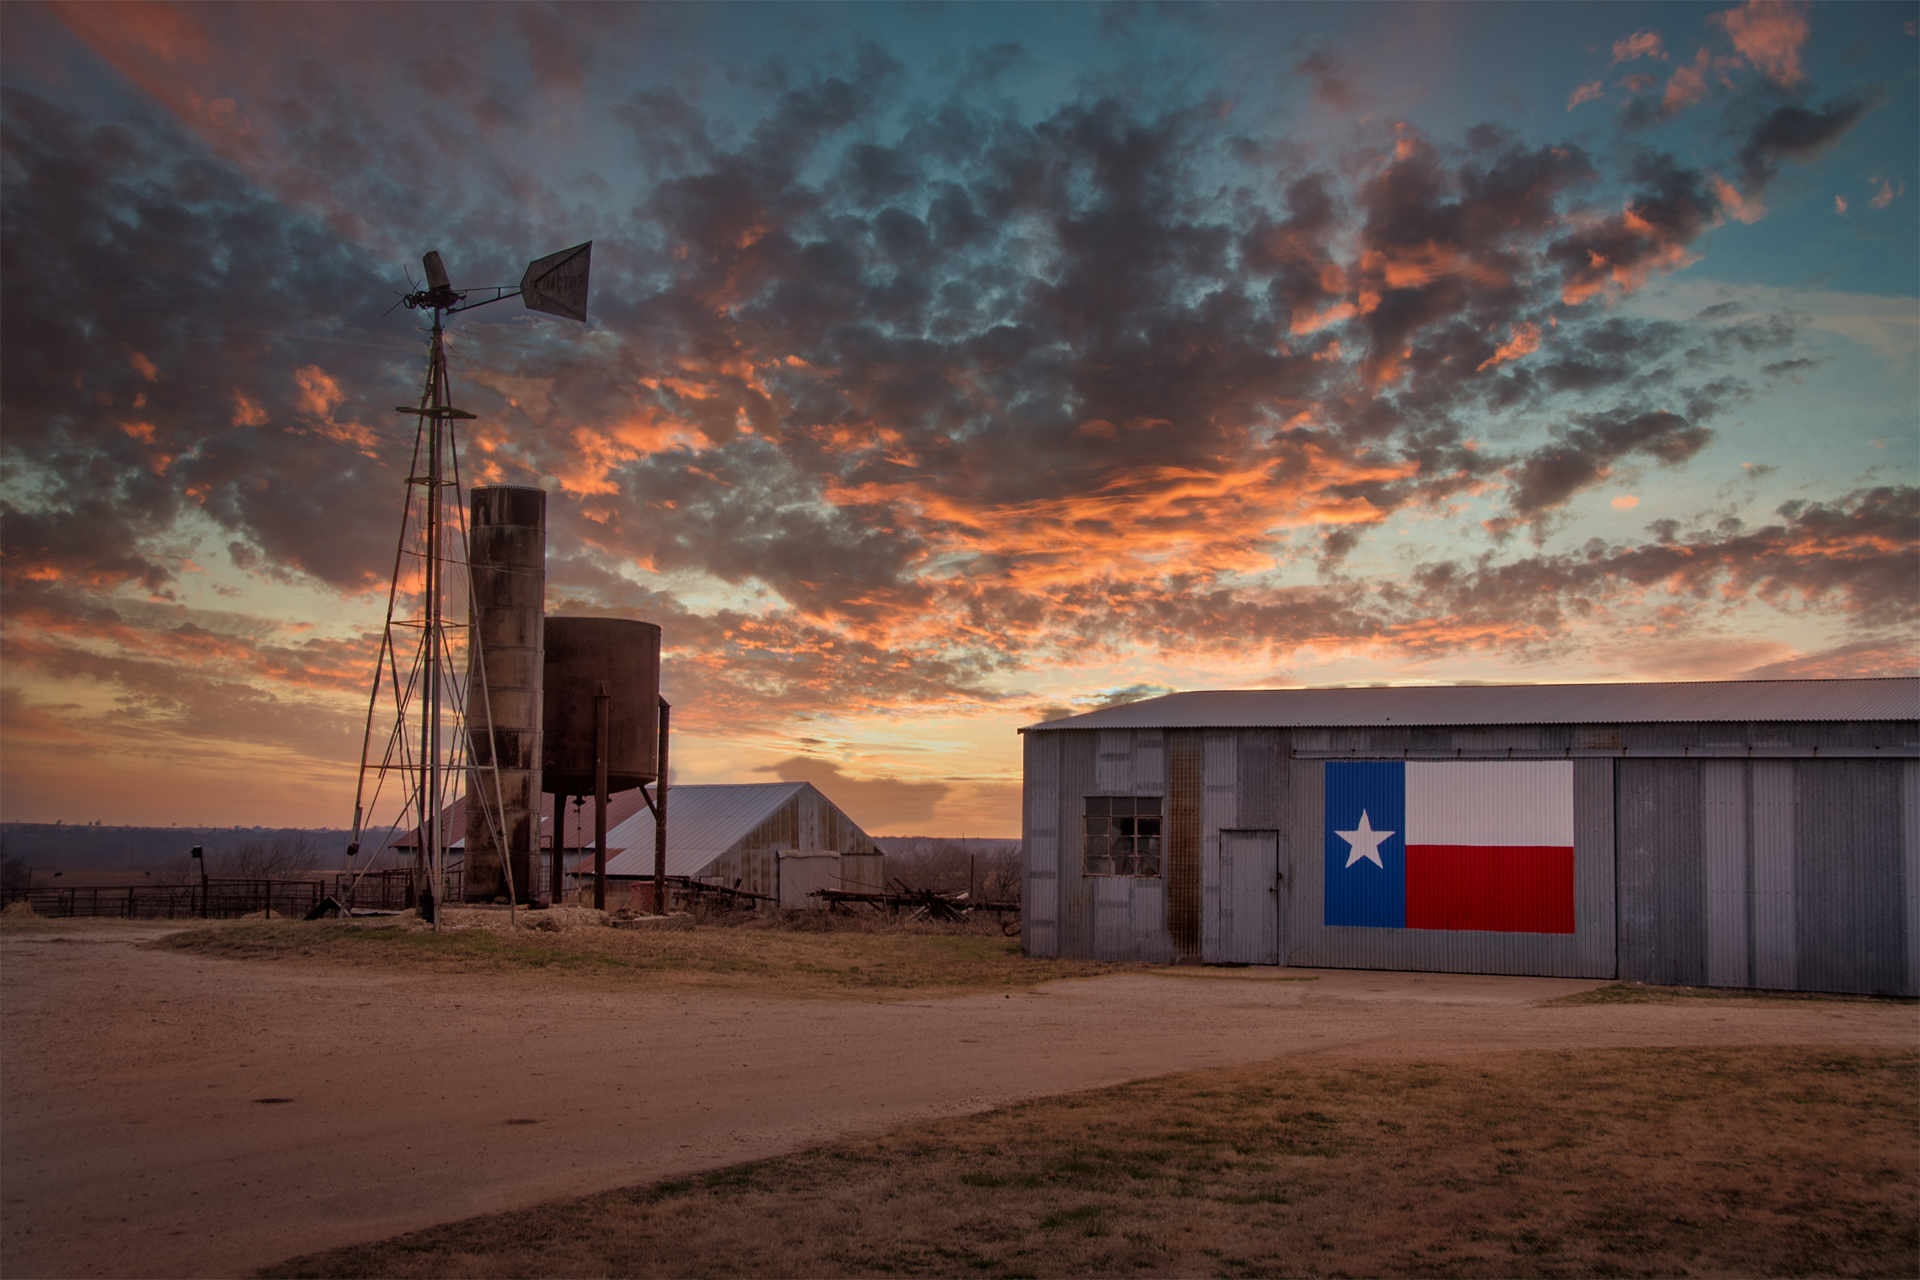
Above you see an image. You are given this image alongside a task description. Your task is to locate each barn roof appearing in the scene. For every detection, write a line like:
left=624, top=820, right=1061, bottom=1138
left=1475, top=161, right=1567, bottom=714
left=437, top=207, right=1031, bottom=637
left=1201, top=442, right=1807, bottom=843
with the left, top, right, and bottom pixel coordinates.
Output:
left=1021, top=677, right=1920, bottom=734
left=602, top=782, right=811, bottom=877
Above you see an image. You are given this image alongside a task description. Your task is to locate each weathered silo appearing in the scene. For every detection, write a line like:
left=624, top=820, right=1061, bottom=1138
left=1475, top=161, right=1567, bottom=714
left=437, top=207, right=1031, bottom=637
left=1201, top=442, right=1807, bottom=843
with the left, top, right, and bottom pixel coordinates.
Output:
left=544, top=617, right=661, bottom=907
left=463, top=486, right=545, bottom=902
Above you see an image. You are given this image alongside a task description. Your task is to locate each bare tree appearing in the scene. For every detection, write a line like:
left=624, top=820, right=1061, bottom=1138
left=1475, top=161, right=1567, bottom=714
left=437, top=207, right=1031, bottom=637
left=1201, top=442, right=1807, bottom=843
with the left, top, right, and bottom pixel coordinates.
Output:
left=223, top=832, right=320, bottom=879
left=0, top=853, right=28, bottom=893
left=885, top=839, right=1021, bottom=901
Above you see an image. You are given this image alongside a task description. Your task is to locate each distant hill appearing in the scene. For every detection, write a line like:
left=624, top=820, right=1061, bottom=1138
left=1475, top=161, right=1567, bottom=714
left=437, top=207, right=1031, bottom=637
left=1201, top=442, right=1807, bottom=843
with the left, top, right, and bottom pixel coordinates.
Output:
left=0, top=824, right=361, bottom=876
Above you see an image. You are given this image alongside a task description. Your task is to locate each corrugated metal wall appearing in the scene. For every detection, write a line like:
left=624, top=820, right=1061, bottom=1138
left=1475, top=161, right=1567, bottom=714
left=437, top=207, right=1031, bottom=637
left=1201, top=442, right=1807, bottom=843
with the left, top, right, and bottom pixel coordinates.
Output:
left=1167, top=731, right=1202, bottom=957
left=1022, top=718, right=1916, bottom=994
left=1022, top=731, right=1060, bottom=958
left=1616, top=757, right=1913, bottom=995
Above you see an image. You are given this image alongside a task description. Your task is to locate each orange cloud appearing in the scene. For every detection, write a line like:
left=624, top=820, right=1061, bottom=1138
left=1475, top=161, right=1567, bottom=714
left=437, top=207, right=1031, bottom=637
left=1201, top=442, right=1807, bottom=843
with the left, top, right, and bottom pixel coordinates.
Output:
left=129, top=352, right=159, bottom=382
left=1662, top=47, right=1712, bottom=113
left=1711, top=0, right=1810, bottom=87
left=1611, top=30, right=1667, bottom=64
left=1566, top=81, right=1605, bottom=111
left=1713, top=177, right=1765, bottom=225
left=1360, top=242, right=1507, bottom=292
left=1476, top=322, right=1542, bottom=373
left=293, top=365, right=344, bottom=418
left=1870, top=177, right=1903, bottom=209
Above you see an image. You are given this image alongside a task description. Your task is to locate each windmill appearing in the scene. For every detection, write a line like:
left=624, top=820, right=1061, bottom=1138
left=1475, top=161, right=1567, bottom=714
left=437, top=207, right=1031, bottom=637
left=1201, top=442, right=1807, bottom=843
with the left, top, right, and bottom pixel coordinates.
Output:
left=343, top=243, right=591, bottom=928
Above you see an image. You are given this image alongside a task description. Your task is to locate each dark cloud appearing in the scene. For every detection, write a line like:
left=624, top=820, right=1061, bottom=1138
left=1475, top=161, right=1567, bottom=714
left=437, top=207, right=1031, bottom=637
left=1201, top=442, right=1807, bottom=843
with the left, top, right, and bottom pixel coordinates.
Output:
left=1394, top=485, right=1920, bottom=650
left=0, top=88, right=413, bottom=598
left=1737, top=95, right=1876, bottom=192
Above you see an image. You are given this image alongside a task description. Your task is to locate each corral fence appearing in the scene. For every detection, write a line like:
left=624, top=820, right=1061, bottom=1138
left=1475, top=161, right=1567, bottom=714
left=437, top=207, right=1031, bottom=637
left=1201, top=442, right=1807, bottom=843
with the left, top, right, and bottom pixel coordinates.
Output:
left=1, top=868, right=450, bottom=920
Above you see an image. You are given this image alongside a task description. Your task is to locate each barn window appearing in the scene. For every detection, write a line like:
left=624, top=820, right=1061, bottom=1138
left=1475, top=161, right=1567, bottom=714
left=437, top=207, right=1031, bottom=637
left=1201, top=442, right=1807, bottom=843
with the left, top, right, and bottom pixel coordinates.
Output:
left=1083, top=796, right=1163, bottom=876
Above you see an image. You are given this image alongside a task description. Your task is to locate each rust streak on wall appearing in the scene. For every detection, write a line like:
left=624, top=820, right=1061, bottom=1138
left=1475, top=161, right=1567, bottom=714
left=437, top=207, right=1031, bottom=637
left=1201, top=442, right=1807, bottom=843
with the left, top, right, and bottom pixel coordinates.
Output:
left=1168, top=729, right=1202, bottom=957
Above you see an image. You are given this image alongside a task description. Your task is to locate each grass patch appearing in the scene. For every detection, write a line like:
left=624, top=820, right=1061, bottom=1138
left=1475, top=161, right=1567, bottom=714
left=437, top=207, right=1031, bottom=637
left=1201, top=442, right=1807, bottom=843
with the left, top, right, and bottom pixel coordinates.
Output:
left=143, top=918, right=1124, bottom=1000
left=261, top=1045, right=1918, bottom=1278
left=1553, top=981, right=1915, bottom=1006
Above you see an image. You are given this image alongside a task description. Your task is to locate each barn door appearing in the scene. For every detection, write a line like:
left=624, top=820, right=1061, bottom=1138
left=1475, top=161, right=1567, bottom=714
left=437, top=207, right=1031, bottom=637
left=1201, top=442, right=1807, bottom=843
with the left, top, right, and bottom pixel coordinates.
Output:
left=1209, top=830, right=1279, bottom=964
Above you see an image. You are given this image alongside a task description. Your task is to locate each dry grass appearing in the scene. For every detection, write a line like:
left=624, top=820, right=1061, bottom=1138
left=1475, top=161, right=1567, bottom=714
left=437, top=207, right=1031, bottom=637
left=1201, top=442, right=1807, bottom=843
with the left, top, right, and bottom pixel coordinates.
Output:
left=1553, top=981, right=1911, bottom=1007
left=262, top=1045, right=1917, bottom=1280
left=142, top=916, right=1125, bottom=999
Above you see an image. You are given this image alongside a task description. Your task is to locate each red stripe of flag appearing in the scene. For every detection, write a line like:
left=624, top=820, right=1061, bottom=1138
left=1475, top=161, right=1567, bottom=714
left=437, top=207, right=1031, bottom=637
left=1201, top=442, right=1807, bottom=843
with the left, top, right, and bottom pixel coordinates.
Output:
left=1405, top=845, right=1575, bottom=934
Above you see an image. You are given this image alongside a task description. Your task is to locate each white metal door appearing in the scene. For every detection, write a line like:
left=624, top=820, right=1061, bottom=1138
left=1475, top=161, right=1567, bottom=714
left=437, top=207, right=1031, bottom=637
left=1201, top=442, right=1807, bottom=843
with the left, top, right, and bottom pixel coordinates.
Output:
left=1210, top=830, right=1279, bottom=964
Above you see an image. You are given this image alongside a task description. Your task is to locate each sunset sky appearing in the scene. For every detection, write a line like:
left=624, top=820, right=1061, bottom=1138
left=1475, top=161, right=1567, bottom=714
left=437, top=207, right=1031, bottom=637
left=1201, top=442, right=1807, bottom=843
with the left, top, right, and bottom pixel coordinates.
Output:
left=2, top=1, right=1915, bottom=837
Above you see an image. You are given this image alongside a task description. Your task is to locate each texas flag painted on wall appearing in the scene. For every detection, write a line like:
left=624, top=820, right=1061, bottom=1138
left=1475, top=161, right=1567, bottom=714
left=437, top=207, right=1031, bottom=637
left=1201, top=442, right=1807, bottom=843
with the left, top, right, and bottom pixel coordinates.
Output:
left=1324, top=761, right=1575, bottom=933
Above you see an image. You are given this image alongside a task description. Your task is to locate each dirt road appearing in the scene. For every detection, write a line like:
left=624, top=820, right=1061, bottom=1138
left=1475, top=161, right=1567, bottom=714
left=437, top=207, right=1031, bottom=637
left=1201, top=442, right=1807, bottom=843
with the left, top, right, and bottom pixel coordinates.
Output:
left=3, top=923, right=1911, bottom=1279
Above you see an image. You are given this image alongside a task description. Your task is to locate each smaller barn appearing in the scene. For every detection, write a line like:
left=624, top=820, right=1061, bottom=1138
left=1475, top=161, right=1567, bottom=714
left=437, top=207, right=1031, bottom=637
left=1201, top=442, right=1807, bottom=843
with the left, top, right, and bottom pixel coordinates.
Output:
left=398, top=781, right=885, bottom=907
left=597, top=781, right=885, bottom=906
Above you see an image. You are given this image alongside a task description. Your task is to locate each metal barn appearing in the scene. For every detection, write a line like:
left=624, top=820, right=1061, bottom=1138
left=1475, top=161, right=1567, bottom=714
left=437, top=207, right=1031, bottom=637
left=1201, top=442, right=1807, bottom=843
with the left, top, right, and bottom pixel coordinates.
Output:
left=1020, top=677, right=1920, bottom=996
left=598, top=782, right=885, bottom=907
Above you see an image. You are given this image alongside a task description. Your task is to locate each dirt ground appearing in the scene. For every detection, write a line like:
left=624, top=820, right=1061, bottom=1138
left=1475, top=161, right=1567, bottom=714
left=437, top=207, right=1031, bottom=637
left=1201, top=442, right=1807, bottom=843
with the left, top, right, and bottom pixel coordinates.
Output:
left=2, top=919, right=1913, bottom=1280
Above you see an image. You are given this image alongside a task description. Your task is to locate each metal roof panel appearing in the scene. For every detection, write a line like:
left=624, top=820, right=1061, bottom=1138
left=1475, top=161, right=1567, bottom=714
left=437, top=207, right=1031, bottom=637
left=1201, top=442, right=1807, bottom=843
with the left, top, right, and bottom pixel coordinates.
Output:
left=1021, top=677, right=1920, bottom=733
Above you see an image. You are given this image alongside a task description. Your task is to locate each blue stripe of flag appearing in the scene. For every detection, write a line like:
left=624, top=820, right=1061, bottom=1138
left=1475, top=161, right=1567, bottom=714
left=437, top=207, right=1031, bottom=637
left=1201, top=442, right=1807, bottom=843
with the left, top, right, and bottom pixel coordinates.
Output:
left=1324, top=761, right=1406, bottom=928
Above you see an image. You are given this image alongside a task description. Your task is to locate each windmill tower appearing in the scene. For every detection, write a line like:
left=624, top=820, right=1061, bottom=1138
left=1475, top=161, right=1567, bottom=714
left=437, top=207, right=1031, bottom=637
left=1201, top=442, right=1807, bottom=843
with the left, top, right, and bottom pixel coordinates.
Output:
left=343, top=244, right=591, bottom=927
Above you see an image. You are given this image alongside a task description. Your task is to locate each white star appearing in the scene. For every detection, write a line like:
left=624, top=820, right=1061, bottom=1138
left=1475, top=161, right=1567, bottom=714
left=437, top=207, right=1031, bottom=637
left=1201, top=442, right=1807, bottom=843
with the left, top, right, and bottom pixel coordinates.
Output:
left=1337, top=810, right=1394, bottom=869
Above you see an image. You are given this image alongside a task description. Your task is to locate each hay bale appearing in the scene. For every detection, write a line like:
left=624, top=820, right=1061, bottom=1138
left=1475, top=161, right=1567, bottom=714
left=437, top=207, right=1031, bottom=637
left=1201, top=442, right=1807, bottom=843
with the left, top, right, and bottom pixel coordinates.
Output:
left=2, top=900, right=38, bottom=919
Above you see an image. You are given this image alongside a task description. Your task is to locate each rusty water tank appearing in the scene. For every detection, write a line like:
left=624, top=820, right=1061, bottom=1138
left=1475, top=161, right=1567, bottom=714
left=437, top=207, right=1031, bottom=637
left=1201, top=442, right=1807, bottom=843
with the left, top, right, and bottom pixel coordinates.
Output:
left=542, top=617, right=660, bottom=796
left=464, top=486, right=546, bottom=901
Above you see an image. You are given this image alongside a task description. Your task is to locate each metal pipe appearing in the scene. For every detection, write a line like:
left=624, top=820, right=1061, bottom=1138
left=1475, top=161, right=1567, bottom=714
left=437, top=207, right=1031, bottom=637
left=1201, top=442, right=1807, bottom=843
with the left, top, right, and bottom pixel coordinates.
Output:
left=655, top=697, right=670, bottom=915
left=594, top=684, right=609, bottom=911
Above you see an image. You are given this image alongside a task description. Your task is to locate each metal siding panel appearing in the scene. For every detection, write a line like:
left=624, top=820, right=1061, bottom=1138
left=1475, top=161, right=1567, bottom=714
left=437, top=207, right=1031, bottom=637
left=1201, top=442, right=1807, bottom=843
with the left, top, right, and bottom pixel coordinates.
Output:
left=1703, top=761, right=1750, bottom=988
left=1750, top=760, right=1796, bottom=990
left=1236, top=730, right=1282, bottom=829
left=1617, top=759, right=1706, bottom=987
left=1093, top=875, right=1133, bottom=960
left=1285, top=753, right=1325, bottom=967
left=1023, top=731, right=1060, bottom=957
left=1135, top=730, right=1166, bottom=795
left=1795, top=761, right=1905, bottom=995
left=1059, top=731, right=1099, bottom=958
left=1200, top=732, right=1237, bottom=961
left=1167, top=731, right=1203, bottom=958
left=1131, top=876, right=1174, bottom=963
left=1573, top=758, right=1617, bottom=978
left=1906, top=760, right=1920, bottom=997
left=1095, top=729, right=1133, bottom=795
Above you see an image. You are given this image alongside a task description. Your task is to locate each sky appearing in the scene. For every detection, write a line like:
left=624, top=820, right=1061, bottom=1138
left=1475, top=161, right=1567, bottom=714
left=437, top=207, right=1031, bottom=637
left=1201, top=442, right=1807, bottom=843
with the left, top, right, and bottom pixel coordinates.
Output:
left=1, top=1, right=1915, bottom=838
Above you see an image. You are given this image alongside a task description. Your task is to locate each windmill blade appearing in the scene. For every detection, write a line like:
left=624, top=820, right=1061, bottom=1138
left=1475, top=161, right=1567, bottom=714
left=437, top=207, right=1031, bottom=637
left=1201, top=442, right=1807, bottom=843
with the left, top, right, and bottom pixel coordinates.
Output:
left=520, top=242, right=591, bottom=322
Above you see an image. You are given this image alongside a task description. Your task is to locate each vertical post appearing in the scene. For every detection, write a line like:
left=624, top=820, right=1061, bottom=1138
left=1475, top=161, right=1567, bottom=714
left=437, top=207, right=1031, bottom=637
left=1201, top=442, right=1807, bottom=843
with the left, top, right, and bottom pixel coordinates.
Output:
left=594, top=683, right=609, bottom=911
left=193, top=846, right=207, bottom=919
left=655, top=697, right=670, bottom=915
left=415, top=310, right=446, bottom=930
